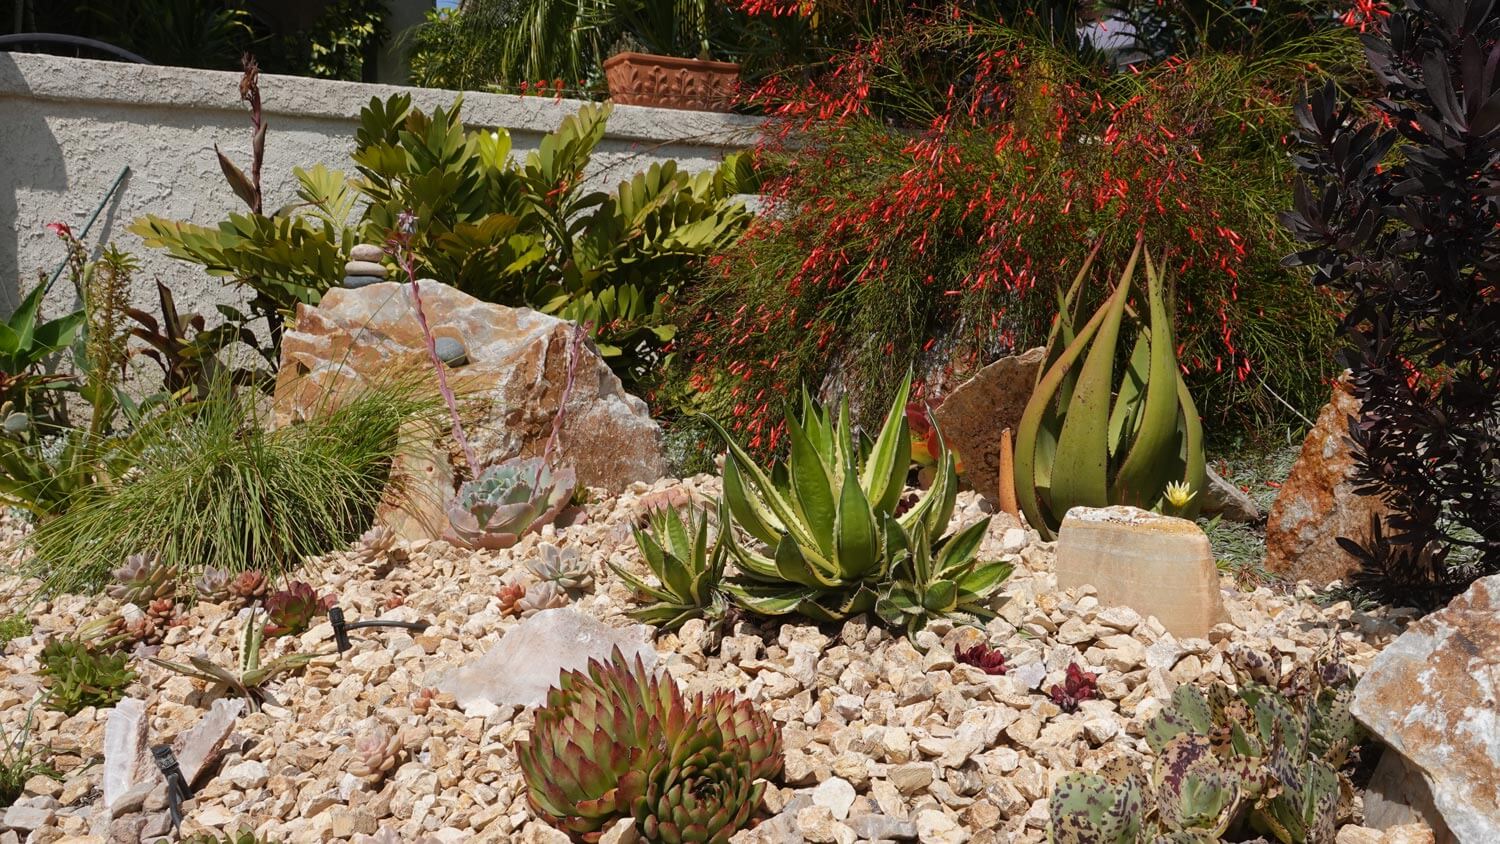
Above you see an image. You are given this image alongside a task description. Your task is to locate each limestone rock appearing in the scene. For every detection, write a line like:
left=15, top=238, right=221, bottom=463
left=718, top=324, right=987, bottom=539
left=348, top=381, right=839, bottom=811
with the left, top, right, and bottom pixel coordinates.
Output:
left=930, top=348, right=1045, bottom=505
left=1053, top=506, right=1225, bottom=638
left=436, top=608, right=657, bottom=709
left=1264, top=378, right=1382, bottom=584
left=1351, top=574, right=1500, bottom=843
left=1201, top=466, right=1260, bottom=523
left=274, top=281, right=666, bottom=538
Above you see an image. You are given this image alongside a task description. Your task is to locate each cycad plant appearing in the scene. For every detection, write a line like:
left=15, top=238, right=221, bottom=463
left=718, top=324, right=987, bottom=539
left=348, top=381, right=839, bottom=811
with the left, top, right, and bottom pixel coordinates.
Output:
left=708, top=375, right=999, bottom=624
left=1014, top=237, right=1207, bottom=540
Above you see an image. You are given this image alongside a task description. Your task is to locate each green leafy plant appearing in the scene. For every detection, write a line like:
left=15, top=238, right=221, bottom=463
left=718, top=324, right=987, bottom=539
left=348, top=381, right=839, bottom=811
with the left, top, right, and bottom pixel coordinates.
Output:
left=127, top=280, right=266, bottom=401
left=0, top=613, right=32, bottom=648
left=874, top=519, right=1011, bottom=639
left=708, top=374, right=988, bottom=624
left=165, top=832, right=276, bottom=844
left=1014, top=238, right=1207, bottom=540
left=1, top=699, right=57, bottom=808
left=27, top=377, right=436, bottom=593
left=150, top=608, right=325, bottom=712
left=1048, top=647, right=1363, bottom=844
left=0, top=281, right=85, bottom=410
left=38, top=637, right=135, bottom=715
left=445, top=457, right=578, bottom=550
left=612, top=504, right=730, bottom=632
left=515, top=648, right=782, bottom=842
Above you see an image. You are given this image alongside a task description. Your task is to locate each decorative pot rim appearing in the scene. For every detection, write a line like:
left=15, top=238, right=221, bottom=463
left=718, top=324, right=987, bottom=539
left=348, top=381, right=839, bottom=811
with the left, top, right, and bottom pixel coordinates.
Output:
left=603, top=51, right=741, bottom=73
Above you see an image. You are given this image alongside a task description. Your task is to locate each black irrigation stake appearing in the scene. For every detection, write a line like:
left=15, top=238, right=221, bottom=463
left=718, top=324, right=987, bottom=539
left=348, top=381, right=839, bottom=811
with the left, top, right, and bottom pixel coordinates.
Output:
left=151, top=745, right=188, bottom=836
left=327, top=606, right=431, bottom=654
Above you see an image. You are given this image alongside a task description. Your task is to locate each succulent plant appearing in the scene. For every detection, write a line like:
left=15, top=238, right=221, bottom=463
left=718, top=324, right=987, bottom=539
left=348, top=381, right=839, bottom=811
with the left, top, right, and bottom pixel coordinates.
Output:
left=359, top=524, right=407, bottom=562
left=446, top=457, right=577, bottom=550
left=1014, top=238, right=1207, bottom=540
left=708, top=373, right=976, bottom=622
left=955, top=643, right=1008, bottom=675
left=1048, top=647, right=1362, bottom=844
left=518, top=580, right=569, bottom=616
left=875, top=519, right=1011, bottom=639
left=612, top=504, right=729, bottom=632
left=150, top=608, right=324, bottom=712
left=516, top=648, right=781, bottom=843
left=107, top=552, right=175, bottom=605
left=1049, top=664, right=1100, bottom=713
left=38, top=637, right=136, bottom=715
left=194, top=566, right=233, bottom=604
left=410, top=687, right=443, bottom=716
left=349, top=724, right=405, bottom=784
left=529, top=543, right=594, bottom=592
left=262, top=581, right=336, bottom=637
left=229, top=571, right=269, bottom=605
left=497, top=583, right=528, bottom=617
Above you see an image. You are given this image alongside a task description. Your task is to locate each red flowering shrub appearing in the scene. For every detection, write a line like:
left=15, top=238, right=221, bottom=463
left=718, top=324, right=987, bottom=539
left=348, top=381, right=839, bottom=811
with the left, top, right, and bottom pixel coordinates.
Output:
left=674, top=6, right=1354, bottom=451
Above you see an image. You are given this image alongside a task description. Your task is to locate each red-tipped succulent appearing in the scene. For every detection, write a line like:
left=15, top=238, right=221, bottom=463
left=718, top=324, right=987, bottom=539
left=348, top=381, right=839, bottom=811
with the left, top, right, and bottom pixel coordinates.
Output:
left=956, top=643, right=1008, bottom=676
left=263, top=581, right=336, bottom=637
left=1049, top=664, right=1100, bottom=713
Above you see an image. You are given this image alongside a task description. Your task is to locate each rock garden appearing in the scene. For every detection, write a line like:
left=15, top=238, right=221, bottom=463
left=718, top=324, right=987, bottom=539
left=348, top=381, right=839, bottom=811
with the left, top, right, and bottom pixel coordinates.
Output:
left=2, top=3, right=1497, bottom=844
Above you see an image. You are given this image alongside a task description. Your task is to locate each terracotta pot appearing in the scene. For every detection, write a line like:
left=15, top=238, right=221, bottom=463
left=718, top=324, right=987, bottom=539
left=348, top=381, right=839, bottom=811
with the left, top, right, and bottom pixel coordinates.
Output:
left=603, top=51, right=740, bottom=112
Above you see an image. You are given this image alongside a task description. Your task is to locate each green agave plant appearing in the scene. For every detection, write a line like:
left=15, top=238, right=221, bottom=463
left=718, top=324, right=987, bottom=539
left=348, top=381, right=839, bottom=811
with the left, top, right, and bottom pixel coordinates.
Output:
left=1015, top=237, right=1207, bottom=540
left=149, top=608, right=324, bottom=712
left=875, top=520, right=1013, bottom=639
left=707, top=375, right=974, bottom=622
left=612, top=504, right=729, bottom=632
left=515, top=648, right=781, bottom=843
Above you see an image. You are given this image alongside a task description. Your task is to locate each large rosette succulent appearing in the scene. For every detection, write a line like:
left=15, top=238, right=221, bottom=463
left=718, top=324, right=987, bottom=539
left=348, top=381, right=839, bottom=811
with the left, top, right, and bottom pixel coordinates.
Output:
left=446, top=457, right=577, bottom=550
left=515, top=649, right=782, bottom=843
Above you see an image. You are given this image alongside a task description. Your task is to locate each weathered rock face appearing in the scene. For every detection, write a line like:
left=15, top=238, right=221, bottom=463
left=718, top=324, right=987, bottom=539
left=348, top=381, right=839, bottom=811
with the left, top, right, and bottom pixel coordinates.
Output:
left=1351, top=574, right=1500, bottom=844
left=275, top=281, right=666, bottom=538
left=1264, top=377, right=1383, bottom=584
left=1053, top=505, right=1226, bottom=638
left=930, top=348, right=1045, bottom=506
left=1202, top=466, right=1261, bottom=523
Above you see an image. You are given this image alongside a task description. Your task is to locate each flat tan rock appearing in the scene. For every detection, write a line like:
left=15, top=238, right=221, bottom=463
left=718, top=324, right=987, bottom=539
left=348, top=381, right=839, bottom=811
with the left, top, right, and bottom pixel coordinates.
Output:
left=1053, top=505, right=1226, bottom=638
left=930, top=348, right=1044, bottom=505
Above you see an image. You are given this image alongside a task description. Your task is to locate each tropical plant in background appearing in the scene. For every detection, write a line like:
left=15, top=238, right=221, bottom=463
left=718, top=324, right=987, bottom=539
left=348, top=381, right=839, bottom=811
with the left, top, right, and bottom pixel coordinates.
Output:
left=515, top=648, right=782, bottom=842
left=678, top=3, right=1355, bottom=452
left=613, top=503, right=730, bottom=632
left=150, top=608, right=324, bottom=712
left=126, top=280, right=268, bottom=402
left=1048, top=646, right=1364, bottom=843
left=445, top=457, right=578, bottom=550
left=708, top=374, right=1003, bottom=627
left=1013, top=238, right=1207, bottom=540
left=1282, top=0, right=1500, bottom=609
left=0, top=282, right=84, bottom=412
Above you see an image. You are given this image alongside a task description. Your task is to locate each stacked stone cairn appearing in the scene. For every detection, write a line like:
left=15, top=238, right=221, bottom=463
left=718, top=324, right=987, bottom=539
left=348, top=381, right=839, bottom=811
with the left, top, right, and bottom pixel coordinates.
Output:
left=344, top=244, right=389, bottom=289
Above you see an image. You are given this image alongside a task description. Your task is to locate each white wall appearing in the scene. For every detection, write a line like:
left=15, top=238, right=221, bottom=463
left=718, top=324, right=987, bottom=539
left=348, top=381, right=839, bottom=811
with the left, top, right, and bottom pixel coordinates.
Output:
left=0, top=51, right=760, bottom=320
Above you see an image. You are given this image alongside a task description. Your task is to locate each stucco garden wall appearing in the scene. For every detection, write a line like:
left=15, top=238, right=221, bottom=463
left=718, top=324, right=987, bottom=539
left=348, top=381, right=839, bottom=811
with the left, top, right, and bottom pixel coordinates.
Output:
left=0, top=51, right=760, bottom=318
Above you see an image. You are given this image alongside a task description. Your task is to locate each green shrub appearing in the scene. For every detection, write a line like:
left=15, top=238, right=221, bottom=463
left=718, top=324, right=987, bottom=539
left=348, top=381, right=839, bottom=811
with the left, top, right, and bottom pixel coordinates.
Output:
left=26, top=378, right=437, bottom=594
left=38, top=638, right=135, bottom=715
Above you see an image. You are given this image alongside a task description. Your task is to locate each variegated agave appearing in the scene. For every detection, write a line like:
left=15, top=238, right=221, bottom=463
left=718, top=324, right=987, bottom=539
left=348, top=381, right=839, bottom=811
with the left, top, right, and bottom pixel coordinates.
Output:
left=515, top=648, right=781, bottom=843
left=611, top=503, right=729, bottom=632
left=446, top=457, right=577, bottom=550
left=707, top=373, right=979, bottom=622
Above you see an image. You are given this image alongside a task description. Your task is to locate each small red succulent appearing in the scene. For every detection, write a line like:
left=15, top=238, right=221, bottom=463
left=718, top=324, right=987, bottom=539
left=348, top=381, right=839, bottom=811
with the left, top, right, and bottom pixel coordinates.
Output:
left=955, top=643, right=1008, bottom=676
left=263, top=581, right=336, bottom=637
left=1049, top=664, right=1100, bottom=713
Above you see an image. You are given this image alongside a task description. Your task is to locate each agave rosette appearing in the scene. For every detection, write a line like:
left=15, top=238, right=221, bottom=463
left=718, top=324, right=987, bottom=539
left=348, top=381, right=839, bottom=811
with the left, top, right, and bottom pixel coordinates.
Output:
left=612, top=504, right=729, bottom=632
left=874, top=519, right=1011, bottom=639
left=707, top=374, right=963, bottom=621
left=447, top=457, right=577, bottom=550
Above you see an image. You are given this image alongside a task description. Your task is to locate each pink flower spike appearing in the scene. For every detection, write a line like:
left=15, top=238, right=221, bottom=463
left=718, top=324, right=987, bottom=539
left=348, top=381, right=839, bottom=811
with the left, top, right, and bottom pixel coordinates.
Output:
left=46, top=222, right=72, bottom=238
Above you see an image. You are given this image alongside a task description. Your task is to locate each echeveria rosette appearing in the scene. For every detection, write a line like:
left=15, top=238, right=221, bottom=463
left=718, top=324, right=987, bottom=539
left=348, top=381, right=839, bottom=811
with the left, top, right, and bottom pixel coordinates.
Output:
left=446, top=457, right=577, bottom=550
left=516, top=649, right=686, bottom=840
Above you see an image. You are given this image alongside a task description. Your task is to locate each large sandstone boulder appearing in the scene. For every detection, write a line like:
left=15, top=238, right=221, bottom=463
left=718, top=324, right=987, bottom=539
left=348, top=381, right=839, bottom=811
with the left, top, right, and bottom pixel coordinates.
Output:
left=1264, top=377, right=1384, bottom=584
left=1053, top=505, right=1226, bottom=638
left=930, top=348, right=1045, bottom=505
left=1351, top=574, right=1500, bottom=843
left=275, top=281, right=666, bottom=538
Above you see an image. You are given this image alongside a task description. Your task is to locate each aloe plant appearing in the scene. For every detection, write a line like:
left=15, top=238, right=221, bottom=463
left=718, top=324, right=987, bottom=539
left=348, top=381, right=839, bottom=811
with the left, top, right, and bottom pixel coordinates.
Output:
left=707, top=374, right=973, bottom=622
left=1015, top=237, right=1207, bottom=540
left=150, top=608, right=324, bottom=712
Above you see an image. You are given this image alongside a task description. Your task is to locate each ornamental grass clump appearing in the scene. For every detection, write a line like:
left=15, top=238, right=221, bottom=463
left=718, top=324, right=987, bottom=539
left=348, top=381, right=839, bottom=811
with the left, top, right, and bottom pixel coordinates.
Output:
left=516, top=648, right=782, bottom=843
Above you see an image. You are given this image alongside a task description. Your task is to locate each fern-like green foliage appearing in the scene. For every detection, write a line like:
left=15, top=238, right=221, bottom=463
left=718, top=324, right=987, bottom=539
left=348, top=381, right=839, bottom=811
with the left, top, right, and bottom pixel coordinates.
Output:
left=133, top=95, right=753, bottom=393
